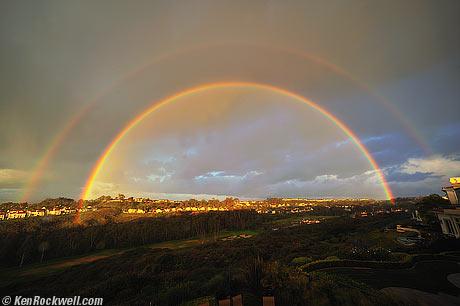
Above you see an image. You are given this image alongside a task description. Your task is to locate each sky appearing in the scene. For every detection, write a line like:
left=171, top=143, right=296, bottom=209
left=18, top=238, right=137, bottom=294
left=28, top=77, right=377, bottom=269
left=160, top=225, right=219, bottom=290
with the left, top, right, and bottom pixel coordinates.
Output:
left=0, top=0, right=459, bottom=202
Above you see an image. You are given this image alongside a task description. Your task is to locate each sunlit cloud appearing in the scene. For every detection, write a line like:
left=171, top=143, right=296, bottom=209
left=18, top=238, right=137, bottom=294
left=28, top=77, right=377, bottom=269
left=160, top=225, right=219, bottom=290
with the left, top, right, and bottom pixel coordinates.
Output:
left=399, top=155, right=460, bottom=178
left=88, top=181, right=118, bottom=198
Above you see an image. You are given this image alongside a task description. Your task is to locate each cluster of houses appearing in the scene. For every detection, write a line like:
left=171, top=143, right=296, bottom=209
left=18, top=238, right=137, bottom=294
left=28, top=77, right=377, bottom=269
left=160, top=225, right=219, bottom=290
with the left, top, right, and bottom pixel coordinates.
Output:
left=351, top=207, right=406, bottom=218
left=119, top=197, right=389, bottom=216
left=122, top=206, right=231, bottom=214
left=121, top=200, right=324, bottom=215
left=0, top=206, right=78, bottom=221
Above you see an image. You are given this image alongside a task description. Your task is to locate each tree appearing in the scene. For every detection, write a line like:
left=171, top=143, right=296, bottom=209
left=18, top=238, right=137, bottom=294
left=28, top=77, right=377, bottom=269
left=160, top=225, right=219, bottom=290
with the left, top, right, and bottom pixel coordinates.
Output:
left=38, top=241, right=50, bottom=262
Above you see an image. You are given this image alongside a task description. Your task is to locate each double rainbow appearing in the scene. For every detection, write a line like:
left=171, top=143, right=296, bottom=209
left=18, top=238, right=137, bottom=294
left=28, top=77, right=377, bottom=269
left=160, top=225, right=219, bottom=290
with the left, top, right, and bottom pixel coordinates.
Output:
left=21, top=43, right=413, bottom=203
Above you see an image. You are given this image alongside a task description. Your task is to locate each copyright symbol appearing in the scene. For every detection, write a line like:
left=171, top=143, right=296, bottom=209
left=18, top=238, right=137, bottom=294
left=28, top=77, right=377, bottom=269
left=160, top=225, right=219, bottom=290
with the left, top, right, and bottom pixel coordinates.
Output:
left=1, top=296, right=11, bottom=305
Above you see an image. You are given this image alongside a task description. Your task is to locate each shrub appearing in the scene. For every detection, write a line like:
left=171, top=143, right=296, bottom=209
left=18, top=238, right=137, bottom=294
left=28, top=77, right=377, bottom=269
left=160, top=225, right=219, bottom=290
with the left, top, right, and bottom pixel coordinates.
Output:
left=291, top=256, right=313, bottom=265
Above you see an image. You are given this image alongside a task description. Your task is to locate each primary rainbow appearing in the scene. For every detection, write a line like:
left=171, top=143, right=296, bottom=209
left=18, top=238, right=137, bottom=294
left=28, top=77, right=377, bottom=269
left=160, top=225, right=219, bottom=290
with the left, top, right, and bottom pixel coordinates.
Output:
left=80, top=81, right=394, bottom=204
left=22, top=42, right=427, bottom=203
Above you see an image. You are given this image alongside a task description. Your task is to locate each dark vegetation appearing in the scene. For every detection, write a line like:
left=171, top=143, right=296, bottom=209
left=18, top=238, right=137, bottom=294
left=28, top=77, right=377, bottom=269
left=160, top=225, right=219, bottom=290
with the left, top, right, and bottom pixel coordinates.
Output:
left=1, top=214, right=412, bottom=305
left=0, top=211, right=260, bottom=267
left=1, top=195, right=459, bottom=305
left=320, top=260, right=460, bottom=295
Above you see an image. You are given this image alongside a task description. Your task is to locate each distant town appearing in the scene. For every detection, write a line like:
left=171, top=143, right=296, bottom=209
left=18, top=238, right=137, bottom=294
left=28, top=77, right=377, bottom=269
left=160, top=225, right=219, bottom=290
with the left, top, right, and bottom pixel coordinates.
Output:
left=1, top=194, right=405, bottom=221
left=2, top=177, right=459, bottom=244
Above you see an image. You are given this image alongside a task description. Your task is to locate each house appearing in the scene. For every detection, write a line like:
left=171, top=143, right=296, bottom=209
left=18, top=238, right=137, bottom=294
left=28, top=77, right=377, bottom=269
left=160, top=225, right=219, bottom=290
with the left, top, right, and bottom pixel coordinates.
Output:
left=47, top=207, right=63, bottom=215
left=28, top=209, right=46, bottom=217
left=437, top=209, right=460, bottom=238
left=436, top=177, right=460, bottom=238
left=7, top=210, right=27, bottom=219
left=62, top=207, right=76, bottom=214
left=127, top=208, right=145, bottom=214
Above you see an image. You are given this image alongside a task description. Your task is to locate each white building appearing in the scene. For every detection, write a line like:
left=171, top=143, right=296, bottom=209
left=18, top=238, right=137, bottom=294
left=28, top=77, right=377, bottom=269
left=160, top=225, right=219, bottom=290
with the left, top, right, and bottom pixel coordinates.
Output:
left=438, top=209, right=460, bottom=238
left=436, top=177, right=460, bottom=238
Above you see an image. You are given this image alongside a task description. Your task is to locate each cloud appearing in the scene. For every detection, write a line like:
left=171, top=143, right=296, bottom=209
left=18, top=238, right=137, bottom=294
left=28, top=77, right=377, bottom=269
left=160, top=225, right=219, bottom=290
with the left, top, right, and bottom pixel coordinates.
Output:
left=147, top=168, right=174, bottom=183
left=0, top=188, right=22, bottom=203
left=384, top=155, right=460, bottom=197
left=0, top=169, right=28, bottom=202
left=0, top=169, right=28, bottom=187
left=89, top=89, right=400, bottom=200
left=87, top=181, right=118, bottom=198
left=264, top=170, right=385, bottom=199
left=399, top=155, right=460, bottom=178
left=194, top=170, right=262, bottom=182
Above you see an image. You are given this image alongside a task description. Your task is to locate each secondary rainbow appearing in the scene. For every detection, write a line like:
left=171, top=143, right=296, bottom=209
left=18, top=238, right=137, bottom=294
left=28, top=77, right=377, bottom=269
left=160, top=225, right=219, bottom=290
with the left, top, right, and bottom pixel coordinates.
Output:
left=22, top=42, right=426, bottom=202
left=80, top=81, right=394, bottom=204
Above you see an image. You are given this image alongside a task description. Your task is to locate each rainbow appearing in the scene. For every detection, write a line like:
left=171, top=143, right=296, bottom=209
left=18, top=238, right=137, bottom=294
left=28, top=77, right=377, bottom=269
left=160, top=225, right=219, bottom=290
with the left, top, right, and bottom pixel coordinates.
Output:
left=23, top=42, right=420, bottom=202
left=80, top=82, right=394, bottom=205
left=19, top=102, right=94, bottom=203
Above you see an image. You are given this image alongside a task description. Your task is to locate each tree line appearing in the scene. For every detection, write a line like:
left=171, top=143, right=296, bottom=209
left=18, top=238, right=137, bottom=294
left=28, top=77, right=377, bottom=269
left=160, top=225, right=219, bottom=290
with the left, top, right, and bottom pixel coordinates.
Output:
left=0, top=210, right=260, bottom=267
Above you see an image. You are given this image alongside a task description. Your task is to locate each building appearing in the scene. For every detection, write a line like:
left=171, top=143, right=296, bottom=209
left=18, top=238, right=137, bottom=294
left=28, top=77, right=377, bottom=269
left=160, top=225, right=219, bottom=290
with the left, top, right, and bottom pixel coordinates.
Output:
left=28, top=209, right=46, bottom=217
left=47, top=208, right=63, bottom=215
left=62, top=207, right=76, bottom=214
left=436, top=177, right=460, bottom=238
left=126, top=208, right=146, bottom=214
left=7, top=210, right=27, bottom=219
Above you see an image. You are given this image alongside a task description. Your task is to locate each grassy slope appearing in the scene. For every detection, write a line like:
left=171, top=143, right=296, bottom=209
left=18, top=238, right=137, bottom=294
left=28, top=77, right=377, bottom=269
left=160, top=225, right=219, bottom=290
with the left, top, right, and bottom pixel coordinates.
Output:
left=0, top=229, right=260, bottom=288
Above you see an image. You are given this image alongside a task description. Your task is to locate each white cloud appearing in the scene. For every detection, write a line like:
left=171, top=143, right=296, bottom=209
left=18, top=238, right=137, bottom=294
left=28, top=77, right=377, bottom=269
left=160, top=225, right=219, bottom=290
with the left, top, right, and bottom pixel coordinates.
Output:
left=194, top=170, right=263, bottom=182
left=264, top=170, right=386, bottom=199
left=399, top=155, right=460, bottom=177
left=382, top=155, right=460, bottom=197
left=313, top=174, right=339, bottom=183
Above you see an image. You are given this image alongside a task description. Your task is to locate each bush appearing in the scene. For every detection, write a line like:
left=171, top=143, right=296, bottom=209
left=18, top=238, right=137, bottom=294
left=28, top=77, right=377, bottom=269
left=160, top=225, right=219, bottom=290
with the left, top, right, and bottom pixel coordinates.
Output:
left=291, top=256, right=313, bottom=265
